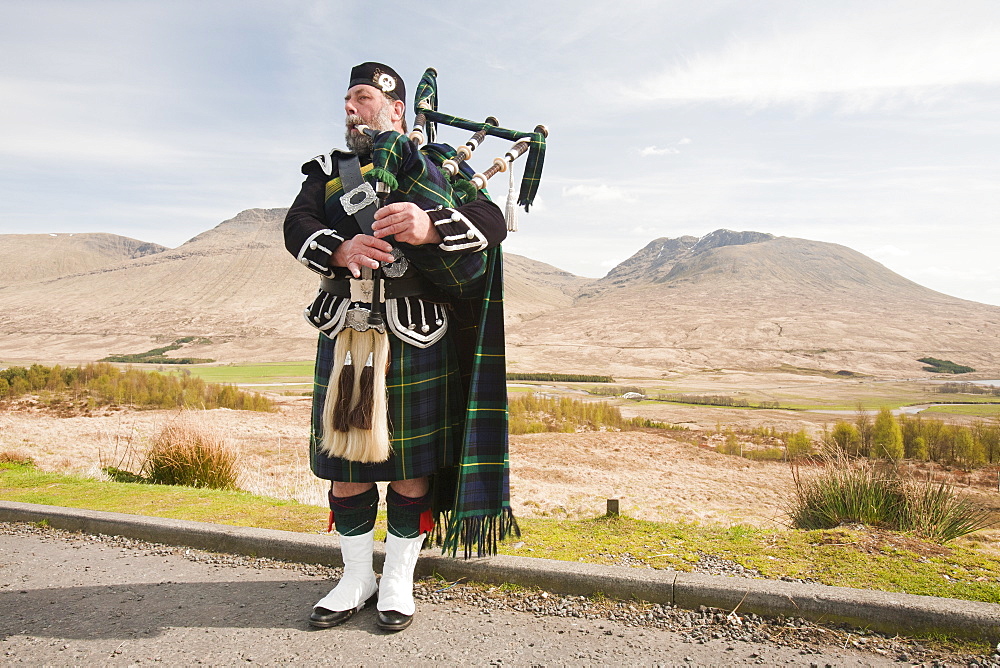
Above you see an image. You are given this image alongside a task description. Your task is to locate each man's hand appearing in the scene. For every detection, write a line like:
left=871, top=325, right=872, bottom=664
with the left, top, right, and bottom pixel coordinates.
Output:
left=330, top=234, right=395, bottom=278
left=372, top=202, right=442, bottom=245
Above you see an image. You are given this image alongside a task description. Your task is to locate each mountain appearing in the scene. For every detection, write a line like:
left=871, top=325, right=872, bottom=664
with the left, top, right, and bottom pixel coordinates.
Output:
left=0, top=209, right=319, bottom=364
left=508, top=230, right=1000, bottom=377
left=2, top=215, right=999, bottom=377
left=502, top=253, right=591, bottom=322
left=0, top=209, right=592, bottom=365
left=0, top=233, right=167, bottom=285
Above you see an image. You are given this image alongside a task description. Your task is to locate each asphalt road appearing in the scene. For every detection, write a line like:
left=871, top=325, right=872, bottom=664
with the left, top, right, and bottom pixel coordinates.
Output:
left=0, top=527, right=938, bottom=666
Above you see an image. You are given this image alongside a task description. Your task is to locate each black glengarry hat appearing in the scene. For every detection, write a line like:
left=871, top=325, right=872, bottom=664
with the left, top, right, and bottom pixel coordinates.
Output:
left=348, top=62, right=405, bottom=103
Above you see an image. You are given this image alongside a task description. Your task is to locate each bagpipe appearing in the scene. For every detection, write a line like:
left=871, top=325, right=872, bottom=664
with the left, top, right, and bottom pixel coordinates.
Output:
left=321, top=67, right=548, bottom=466
left=365, top=66, right=548, bottom=231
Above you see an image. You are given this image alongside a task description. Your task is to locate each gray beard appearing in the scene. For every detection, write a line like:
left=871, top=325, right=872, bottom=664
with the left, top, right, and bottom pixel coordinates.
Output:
left=344, top=103, right=394, bottom=155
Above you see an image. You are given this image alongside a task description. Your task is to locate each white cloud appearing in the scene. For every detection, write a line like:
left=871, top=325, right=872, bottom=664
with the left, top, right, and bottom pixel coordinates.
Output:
left=640, top=145, right=680, bottom=157
left=636, top=2, right=1000, bottom=112
left=562, top=183, right=634, bottom=203
left=628, top=225, right=661, bottom=237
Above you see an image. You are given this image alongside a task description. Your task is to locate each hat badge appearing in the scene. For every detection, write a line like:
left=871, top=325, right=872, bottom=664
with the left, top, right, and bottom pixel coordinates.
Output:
left=376, top=72, right=396, bottom=93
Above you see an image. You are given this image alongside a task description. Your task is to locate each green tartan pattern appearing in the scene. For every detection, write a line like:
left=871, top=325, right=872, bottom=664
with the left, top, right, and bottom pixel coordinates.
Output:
left=438, top=246, right=518, bottom=557
left=309, top=329, right=463, bottom=483
left=367, top=130, right=462, bottom=208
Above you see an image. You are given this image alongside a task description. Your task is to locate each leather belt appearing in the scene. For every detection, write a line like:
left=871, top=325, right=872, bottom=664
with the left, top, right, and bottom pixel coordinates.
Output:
left=320, top=275, right=446, bottom=301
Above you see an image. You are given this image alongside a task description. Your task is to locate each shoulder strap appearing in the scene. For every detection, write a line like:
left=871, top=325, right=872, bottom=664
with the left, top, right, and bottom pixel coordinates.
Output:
left=337, top=155, right=378, bottom=236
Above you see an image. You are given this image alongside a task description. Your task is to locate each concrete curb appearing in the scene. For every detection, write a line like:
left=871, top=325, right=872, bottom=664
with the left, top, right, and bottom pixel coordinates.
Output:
left=2, top=501, right=998, bottom=641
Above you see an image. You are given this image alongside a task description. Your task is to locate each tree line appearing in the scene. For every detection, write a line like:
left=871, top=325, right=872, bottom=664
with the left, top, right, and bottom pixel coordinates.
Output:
left=0, top=363, right=273, bottom=412
left=828, top=406, right=999, bottom=469
left=506, top=373, right=615, bottom=383
left=508, top=394, right=679, bottom=434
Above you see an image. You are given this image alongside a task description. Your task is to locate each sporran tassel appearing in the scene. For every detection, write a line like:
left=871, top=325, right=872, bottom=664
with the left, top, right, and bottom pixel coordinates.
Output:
left=331, top=349, right=354, bottom=433
left=504, top=162, right=518, bottom=232
left=321, top=329, right=357, bottom=457
left=341, top=328, right=392, bottom=464
left=349, top=352, right=375, bottom=430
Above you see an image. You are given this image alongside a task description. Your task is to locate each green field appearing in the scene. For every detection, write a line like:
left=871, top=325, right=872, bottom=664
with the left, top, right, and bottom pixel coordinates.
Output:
left=163, top=362, right=313, bottom=387
left=924, top=403, right=1000, bottom=417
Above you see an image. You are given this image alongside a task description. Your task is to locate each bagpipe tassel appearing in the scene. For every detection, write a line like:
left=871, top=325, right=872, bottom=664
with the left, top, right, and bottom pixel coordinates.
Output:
left=504, top=163, right=518, bottom=232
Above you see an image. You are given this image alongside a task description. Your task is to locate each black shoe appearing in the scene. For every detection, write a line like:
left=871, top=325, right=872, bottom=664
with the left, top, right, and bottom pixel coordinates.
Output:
left=309, top=593, right=376, bottom=629
left=376, top=609, right=413, bottom=632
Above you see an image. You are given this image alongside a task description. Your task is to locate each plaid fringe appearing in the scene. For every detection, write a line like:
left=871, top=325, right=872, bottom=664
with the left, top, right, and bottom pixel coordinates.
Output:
left=432, top=508, right=521, bottom=559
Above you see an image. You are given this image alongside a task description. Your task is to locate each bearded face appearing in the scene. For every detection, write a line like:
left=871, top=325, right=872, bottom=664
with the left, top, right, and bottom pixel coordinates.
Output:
left=345, top=95, right=395, bottom=155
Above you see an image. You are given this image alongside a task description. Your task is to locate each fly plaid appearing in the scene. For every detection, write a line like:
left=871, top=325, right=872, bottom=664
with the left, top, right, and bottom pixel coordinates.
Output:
left=435, top=245, right=519, bottom=557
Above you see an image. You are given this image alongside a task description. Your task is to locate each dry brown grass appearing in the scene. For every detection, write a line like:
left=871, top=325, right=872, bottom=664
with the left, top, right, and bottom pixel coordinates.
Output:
left=141, top=422, right=238, bottom=489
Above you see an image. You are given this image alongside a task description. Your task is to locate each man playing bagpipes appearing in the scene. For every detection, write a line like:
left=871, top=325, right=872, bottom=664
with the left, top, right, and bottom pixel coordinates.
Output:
left=283, top=62, right=546, bottom=632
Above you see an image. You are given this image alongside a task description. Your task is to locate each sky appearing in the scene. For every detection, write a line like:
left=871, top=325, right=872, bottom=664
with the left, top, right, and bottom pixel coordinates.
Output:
left=2, top=0, right=999, bottom=306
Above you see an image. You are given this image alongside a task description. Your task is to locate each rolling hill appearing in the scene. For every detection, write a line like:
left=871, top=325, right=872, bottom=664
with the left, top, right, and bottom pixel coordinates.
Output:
left=2, top=211, right=998, bottom=377
left=0, top=233, right=167, bottom=285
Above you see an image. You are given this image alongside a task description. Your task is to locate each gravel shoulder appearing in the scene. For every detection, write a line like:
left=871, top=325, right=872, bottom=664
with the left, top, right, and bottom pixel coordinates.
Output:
left=2, top=522, right=995, bottom=666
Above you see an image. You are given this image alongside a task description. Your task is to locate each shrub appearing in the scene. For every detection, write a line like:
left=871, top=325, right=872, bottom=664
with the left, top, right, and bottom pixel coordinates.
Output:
left=743, top=447, right=786, bottom=462
left=830, top=421, right=860, bottom=454
left=789, top=451, right=993, bottom=542
left=903, top=481, right=995, bottom=542
left=790, top=455, right=908, bottom=531
left=785, top=430, right=813, bottom=460
left=142, top=423, right=238, bottom=489
left=0, top=362, right=274, bottom=412
left=0, top=451, right=35, bottom=466
left=507, top=394, right=682, bottom=434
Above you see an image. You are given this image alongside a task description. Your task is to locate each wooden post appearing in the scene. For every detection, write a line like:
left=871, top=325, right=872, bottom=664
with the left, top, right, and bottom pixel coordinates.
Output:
left=606, top=499, right=619, bottom=517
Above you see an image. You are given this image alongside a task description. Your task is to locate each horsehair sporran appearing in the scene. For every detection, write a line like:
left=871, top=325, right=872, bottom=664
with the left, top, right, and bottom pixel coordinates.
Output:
left=321, top=327, right=392, bottom=463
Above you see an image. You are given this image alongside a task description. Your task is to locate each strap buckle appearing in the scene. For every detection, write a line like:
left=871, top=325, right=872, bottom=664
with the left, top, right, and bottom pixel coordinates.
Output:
left=340, top=181, right=377, bottom=216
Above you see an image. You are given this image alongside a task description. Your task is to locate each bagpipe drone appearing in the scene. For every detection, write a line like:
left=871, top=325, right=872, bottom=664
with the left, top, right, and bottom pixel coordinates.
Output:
left=320, top=67, right=549, bottom=466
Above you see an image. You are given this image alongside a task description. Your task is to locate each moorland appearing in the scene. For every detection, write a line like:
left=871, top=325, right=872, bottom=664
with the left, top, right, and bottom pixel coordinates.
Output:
left=2, top=210, right=1000, bottom=608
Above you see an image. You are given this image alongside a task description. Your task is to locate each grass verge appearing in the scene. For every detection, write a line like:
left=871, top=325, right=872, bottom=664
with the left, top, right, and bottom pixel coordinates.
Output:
left=3, top=460, right=999, bottom=605
left=501, top=515, right=1000, bottom=604
left=0, top=461, right=326, bottom=531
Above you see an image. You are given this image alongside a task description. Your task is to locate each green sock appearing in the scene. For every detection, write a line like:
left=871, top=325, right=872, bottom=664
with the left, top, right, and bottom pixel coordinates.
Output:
left=386, top=487, right=432, bottom=539
left=330, top=486, right=378, bottom=536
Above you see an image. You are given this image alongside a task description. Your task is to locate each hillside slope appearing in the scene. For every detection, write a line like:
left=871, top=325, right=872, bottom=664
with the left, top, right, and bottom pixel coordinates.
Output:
left=3, top=218, right=999, bottom=377
left=507, top=230, right=1000, bottom=376
left=0, top=233, right=167, bottom=285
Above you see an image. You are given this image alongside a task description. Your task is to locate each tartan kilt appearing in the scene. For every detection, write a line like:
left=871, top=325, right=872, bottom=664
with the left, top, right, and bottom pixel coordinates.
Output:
left=309, top=330, right=463, bottom=482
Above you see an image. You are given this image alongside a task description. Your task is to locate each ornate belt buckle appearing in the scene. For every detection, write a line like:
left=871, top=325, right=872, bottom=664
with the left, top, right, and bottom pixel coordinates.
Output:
left=340, top=182, right=377, bottom=215
left=344, top=306, right=385, bottom=333
left=350, top=278, right=375, bottom=303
